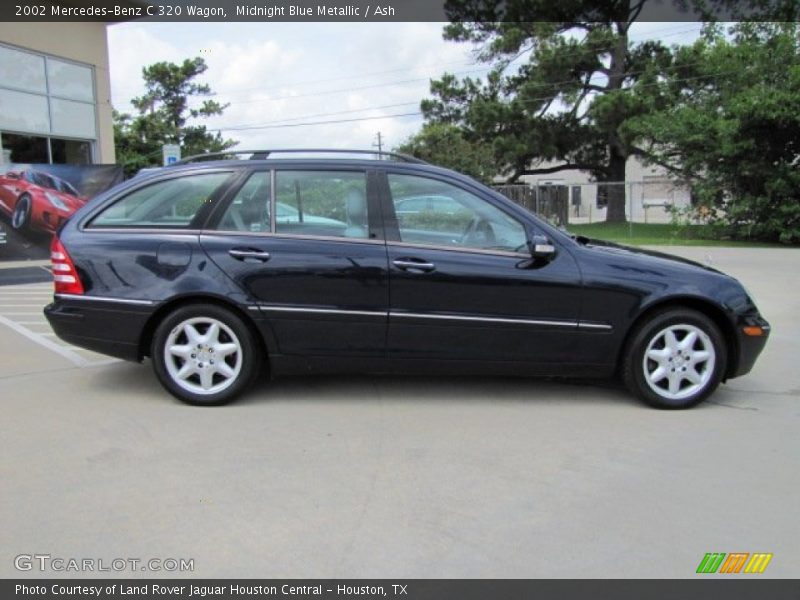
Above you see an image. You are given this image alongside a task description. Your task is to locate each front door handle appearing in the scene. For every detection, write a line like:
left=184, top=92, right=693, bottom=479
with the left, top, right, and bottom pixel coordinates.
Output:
left=228, top=248, right=271, bottom=262
left=393, top=258, right=436, bottom=273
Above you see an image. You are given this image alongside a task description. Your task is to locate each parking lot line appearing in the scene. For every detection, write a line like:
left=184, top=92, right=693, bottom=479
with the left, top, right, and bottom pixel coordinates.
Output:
left=0, top=314, right=88, bottom=367
left=0, top=282, right=120, bottom=369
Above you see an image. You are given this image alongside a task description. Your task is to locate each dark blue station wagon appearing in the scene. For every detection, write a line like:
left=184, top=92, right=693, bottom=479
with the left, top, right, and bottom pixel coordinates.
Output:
left=44, top=150, right=770, bottom=408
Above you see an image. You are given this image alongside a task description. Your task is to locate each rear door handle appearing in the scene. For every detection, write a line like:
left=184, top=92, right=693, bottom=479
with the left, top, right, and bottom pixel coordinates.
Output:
left=228, top=248, right=271, bottom=262
left=393, top=258, right=436, bottom=273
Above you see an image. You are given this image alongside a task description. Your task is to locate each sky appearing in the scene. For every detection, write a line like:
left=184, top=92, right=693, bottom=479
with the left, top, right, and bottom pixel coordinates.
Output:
left=106, top=22, right=703, bottom=154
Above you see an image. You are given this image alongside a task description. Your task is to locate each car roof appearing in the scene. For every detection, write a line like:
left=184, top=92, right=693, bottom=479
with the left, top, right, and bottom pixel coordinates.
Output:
left=155, top=158, right=474, bottom=182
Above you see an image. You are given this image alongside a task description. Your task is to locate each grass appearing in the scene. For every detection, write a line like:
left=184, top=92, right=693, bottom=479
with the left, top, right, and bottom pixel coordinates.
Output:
left=565, top=222, right=783, bottom=247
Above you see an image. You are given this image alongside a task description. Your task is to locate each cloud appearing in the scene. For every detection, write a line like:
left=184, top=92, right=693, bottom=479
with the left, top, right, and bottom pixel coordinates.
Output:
left=107, top=22, right=701, bottom=153
left=107, top=22, right=474, bottom=150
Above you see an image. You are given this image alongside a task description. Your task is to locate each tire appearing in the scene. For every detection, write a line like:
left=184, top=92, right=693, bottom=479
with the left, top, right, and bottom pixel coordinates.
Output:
left=151, top=303, right=261, bottom=405
left=622, top=308, right=727, bottom=409
left=11, top=194, right=31, bottom=231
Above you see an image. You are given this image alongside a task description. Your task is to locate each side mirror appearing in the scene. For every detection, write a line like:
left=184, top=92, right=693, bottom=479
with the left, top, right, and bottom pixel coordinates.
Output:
left=529, top=234, right=556, bottom=260
left=517, top=233, right=556, bottom=269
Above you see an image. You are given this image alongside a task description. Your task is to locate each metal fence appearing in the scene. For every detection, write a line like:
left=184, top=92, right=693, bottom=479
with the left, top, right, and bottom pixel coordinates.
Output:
left=494, top=179, right=693, bottom=228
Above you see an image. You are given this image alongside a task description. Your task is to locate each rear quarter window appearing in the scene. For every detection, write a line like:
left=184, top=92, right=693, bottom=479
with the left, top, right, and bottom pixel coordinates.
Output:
left=89, top=172, right=231, bottom=229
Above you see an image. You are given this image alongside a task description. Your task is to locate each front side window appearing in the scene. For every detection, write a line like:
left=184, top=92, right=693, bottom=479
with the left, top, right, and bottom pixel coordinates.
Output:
left=275, top=170, right=368, bottom=239
left=90, top=172, right=230, bottom=229
left=217, top=171, right=271, bottom=232
left=388, top=174, right=527, bottom=253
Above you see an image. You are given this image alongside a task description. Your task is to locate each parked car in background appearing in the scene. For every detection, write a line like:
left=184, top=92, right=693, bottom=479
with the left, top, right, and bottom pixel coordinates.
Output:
left=44, top=150, right=770, bottom=409
left=0, top=168, right=88, bottom=233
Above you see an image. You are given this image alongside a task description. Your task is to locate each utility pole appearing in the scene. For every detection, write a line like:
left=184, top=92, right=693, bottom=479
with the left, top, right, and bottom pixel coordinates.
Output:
left=373, top=132, right=383, bottom=157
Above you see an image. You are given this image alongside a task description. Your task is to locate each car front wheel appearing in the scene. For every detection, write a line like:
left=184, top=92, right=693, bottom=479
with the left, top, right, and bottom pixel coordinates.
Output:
left=152, top=303, right=261, bottom=405
left=623, top=308, right=726, bottom=409
left=12, top=194, right=32, bottom=230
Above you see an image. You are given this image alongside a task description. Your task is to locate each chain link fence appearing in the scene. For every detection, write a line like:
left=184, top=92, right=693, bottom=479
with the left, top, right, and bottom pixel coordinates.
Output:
left=494, top=178, right=693, bottom=229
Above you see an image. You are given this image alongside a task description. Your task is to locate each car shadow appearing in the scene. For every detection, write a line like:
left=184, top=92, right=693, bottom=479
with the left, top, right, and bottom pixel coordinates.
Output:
left=89, top=360, right=641, bottom=409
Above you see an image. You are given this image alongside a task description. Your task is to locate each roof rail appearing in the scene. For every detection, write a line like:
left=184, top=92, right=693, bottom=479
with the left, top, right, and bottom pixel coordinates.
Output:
left=173, top=149, right=428, bottom=165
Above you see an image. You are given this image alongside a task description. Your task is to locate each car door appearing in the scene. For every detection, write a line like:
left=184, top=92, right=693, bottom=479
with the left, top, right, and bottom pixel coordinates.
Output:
left=382, top=170, right=585, bottom=366
left=200, top=167, right=389, bottom=357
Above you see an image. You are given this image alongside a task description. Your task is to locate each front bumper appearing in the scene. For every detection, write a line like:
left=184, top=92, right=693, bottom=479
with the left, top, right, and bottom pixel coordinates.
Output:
left=730, top=314, right=770, bottom=378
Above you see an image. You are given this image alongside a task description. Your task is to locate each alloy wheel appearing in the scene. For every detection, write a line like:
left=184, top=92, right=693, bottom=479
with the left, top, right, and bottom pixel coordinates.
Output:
left=642, top=323, right=716, bottom=401
left=163, top=317, right=243, bottom=395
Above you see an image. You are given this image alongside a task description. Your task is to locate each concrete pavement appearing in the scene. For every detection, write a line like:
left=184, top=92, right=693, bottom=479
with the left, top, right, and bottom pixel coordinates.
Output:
left=1, top=247, right=797, bottom=578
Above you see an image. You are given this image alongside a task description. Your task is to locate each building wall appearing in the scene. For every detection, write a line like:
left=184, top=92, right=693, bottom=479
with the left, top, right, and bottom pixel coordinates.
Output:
left=0, top=22, right=115, bottom=163
left=514, top=157, right=691, bottom=224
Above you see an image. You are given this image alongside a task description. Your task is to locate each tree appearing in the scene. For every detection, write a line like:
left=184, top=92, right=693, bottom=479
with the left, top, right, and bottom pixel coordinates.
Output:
left=114, top=57, right=235, bottom=176
left=395, top=122, right=497, bottom=183
left=625, top=22, right=800, bottom=243
left=419, top=0, right=798, bottom=222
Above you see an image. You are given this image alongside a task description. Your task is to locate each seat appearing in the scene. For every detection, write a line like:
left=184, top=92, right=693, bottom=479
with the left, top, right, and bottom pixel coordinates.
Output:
left=344, top=188, right=368, bottom=238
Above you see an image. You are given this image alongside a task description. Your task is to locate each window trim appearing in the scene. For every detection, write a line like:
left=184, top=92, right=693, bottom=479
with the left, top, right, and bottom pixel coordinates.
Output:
left=381, top=169, right=530, bottom=256
left=84, top=170, right=235, bottom=231
left=206, top=166, right=382, bottom=243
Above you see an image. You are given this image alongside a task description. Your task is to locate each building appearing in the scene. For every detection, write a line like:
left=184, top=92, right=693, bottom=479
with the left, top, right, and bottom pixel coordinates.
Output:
left=0, top=20, right=120, bottom=165
left=511, top=157, right=692, bottom=224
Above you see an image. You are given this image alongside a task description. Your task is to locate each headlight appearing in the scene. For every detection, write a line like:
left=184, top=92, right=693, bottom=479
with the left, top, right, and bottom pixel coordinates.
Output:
left=45, top=192, right=68, bottom=211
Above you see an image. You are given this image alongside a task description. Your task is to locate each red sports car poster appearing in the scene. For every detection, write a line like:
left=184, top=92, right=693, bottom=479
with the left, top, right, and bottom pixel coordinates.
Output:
left=0, top=163, right=123, bottom=262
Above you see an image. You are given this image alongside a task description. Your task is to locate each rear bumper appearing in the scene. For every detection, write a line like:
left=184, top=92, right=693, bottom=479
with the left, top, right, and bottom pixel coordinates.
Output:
left=44, top=298, right=153, bottom=362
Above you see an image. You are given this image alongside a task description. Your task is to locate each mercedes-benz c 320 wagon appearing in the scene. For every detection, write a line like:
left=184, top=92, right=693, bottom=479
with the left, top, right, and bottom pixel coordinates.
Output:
left=45, top=150, right=770, bottom=408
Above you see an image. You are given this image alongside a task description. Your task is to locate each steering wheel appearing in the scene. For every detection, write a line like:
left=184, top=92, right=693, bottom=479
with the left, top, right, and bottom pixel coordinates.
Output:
left=460, top=216, right=497, bottom=248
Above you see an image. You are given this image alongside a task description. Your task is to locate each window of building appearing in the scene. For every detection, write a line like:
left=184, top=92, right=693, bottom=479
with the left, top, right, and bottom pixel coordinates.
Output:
left=0, top=45, right=46, bottom=94
left=50, top=138, right=92, bottom=165
left=0, top=42, right=97, bottom=164
left=0, top=133, right=49, bottom=163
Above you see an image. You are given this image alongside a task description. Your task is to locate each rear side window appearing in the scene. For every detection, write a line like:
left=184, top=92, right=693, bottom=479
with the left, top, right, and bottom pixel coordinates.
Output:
left=275, top=170, right=368, bottom=239
left=90, top=172, right=230, bottom=229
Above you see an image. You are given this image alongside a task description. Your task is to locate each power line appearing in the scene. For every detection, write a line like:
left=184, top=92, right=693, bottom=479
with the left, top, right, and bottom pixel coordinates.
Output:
left=213, top=111, right=422, bottom=131
left=209, top=25, right=702, bottom=103
left=217, top=101, right=420, bottom=130
left=207, top=55, right=734, bottom=131
left=216, top=59, right=481, bottom=97
left=218, top=66, right=495, bottom=105
left=208, top=67, right=760, bottom=133
left=220, top=23, right=695, bottom=96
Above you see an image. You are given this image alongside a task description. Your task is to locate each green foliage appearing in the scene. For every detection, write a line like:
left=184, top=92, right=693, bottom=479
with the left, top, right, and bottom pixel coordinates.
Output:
left=395, top=123, right=496, bottom=183
left=419, top=3, right=683, bottom=222
left=113, top=57, right=236, bottom=177
left=626, top=22, right=800, bottom=243
left=417, top=1, right=798, bottom=223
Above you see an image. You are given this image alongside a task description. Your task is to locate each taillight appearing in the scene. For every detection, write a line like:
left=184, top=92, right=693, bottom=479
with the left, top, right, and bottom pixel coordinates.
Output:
left=50, top=235, right=84, bottom=295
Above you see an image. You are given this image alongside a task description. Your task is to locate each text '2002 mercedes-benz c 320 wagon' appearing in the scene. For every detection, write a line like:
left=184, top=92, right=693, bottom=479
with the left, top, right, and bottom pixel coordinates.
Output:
left=44, top=149, right=770, bottom=408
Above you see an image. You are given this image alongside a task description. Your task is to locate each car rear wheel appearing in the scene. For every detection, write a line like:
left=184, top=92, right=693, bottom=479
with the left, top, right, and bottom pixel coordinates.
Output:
left=12, top=194, right=31, bottom=230
left=623, top=308, right=726, bottom=409
left=152, top=304, right=261, bottom=405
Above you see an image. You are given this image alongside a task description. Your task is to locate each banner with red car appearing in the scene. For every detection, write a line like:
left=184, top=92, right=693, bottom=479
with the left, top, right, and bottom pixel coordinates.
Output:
left=0, top=163, right=124, bottom=261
